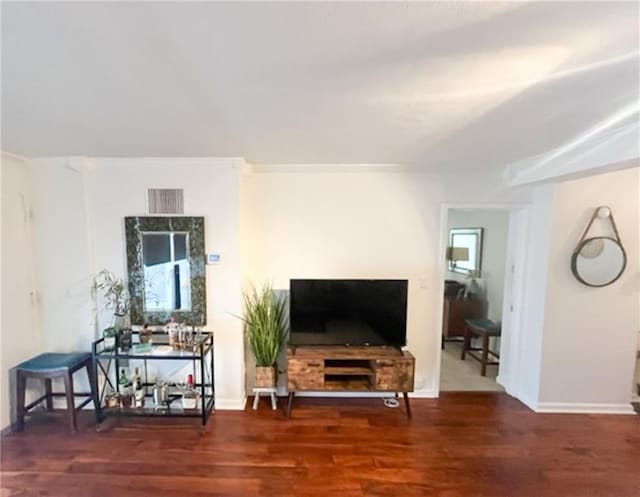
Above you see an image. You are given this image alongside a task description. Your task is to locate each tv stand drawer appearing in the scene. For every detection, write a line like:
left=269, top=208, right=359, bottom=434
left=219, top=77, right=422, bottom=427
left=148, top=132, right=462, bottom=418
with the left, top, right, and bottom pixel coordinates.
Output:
left=374, top=358, right=414, bottom=391
left=287, top=358, right=324, bottom=391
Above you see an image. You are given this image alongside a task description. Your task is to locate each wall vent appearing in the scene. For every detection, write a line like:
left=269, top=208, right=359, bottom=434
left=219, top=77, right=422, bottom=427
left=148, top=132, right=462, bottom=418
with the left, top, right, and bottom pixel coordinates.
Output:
left=147, top=188, right=184, bottom=214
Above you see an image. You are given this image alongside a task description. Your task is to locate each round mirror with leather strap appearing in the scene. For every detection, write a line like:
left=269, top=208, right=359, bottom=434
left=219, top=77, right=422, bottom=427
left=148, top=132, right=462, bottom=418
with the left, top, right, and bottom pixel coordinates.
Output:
left=570, top=206, right=627, bottom=288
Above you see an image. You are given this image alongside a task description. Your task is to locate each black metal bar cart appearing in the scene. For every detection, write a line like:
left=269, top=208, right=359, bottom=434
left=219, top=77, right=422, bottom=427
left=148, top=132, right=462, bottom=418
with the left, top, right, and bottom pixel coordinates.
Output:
left=92, top=331, right=214, bottom=426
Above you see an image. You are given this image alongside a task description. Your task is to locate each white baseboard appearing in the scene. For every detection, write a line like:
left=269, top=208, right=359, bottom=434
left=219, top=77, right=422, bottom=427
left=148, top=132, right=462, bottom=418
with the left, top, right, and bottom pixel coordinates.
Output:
left=409, top=389, right=437, bottom=398
left=215, top=397, right=247, bottom=410
left=535, top=402, right=635, bottom=415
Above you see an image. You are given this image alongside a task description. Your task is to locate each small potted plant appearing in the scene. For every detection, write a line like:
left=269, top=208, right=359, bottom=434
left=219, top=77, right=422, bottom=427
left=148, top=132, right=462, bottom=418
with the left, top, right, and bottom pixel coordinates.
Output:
left=241, top=284, right=288, bottom=388
left=102, top=326, right=118, bottom=351
left=93, top=270, right=132, bottom=350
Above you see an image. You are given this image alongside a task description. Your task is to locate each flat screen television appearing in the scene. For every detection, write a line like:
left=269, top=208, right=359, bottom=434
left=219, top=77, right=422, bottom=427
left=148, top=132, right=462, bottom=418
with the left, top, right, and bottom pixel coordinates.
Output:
left=289, top=279, right=408, bottom=347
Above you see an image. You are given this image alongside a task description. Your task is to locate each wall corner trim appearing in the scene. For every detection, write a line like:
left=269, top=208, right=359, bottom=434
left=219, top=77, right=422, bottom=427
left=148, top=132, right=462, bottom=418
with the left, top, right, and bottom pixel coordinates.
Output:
left=535, top=402, right=635, bottom=415
left=516, top=392, right=539, bottom=412
left=231, top=158, right=253, bottom=175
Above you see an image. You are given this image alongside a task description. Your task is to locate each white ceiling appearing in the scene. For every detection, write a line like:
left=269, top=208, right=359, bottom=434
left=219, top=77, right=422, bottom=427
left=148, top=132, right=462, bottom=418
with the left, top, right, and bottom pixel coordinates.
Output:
left=2, top=2, right=638, bottom=171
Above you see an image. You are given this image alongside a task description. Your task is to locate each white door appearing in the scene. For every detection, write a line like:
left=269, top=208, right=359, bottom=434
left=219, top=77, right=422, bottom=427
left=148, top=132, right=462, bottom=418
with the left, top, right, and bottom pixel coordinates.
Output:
left=1, top=181, right=39, bottom=428
left=497, top=208, right=528, bottom=395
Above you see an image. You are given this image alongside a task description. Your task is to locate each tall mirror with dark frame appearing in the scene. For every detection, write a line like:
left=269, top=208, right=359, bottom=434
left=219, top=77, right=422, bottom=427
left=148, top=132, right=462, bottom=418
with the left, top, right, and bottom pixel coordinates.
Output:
left=125, top=216, right=206, bottom=325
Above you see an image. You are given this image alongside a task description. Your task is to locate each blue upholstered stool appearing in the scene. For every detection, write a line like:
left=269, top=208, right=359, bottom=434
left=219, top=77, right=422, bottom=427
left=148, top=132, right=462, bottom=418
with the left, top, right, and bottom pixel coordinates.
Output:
left=15, top=352, right=97, bottom=433
left=461, top=319, right=501, bottom=376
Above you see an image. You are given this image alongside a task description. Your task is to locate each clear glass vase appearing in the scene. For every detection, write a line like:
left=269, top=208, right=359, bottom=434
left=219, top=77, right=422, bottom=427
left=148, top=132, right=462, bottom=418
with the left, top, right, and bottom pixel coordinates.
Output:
left=113, top=313, right=132, bottom=351
left=113, top=312, right=131, bottom=330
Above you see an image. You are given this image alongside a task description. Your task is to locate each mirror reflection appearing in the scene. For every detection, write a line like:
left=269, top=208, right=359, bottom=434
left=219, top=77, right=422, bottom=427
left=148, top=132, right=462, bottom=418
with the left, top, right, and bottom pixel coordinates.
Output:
left=448, top=228, right=483, bottom=277
left=572, top=237, right=626, bottom=287
left=142, top=232, right=191, bottom=311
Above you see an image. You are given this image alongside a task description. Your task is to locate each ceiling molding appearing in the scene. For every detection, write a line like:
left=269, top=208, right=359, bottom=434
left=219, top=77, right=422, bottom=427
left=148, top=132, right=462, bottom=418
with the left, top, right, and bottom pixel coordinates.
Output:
left=1, top=150, right=29, bottom=161
left=250, top=163, right=416, bottom=174
left=87, top=157, right=244, bottom=168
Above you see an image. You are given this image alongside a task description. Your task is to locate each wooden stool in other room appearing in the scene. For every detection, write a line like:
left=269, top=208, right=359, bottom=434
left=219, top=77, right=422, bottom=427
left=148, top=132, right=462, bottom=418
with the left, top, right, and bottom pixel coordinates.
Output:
left=15, top=352, right=98, bottom=433
left=461, top=318, right=501, bottom=376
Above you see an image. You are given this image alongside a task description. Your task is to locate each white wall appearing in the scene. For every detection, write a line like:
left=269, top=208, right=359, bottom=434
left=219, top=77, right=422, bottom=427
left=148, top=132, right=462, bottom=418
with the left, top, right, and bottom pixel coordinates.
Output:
left=1, top=153, right=41, bottom=429
left=29, top=158, right=94, bottom=352
left=536, top=167, right=639, bottom=413
left=244, top=170, right=435, bottom=393
left=27, top=158, right=246, bottom=409
left=242, top=169, right=532, bottom=396
left=24, top=158, right=637, bottom=414
left=446, top=209, right=510, bottom=323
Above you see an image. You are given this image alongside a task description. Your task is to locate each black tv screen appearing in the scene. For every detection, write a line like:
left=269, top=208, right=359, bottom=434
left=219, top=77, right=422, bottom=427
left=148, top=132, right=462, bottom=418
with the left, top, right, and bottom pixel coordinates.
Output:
left=289, top=279, right=408, bottom=347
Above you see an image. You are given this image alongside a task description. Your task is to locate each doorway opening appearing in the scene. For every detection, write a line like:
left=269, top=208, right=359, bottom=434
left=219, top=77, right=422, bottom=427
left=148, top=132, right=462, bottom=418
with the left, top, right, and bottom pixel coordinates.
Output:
left=436, top=205, right=529, bottom=397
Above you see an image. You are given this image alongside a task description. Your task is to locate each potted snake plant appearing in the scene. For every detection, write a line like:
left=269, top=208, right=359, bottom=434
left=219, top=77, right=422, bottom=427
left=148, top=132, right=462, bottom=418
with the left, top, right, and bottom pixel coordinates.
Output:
left=241, top=284, right=288, bottom=388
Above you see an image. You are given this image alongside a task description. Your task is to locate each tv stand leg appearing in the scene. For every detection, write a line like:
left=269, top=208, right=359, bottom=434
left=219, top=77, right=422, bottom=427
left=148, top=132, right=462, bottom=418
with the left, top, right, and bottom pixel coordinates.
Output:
left=286, top=392, right=295, bottom=419
left=403, top=392, right=412, bottom=419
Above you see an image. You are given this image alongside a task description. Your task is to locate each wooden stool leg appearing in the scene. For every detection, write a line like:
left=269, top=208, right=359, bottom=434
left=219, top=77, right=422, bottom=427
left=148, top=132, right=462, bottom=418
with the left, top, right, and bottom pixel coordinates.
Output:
left=63, top=372, right=77, bottom=433
left=15, top=371, right=26, bottom=432
left=461, top=327, right=469, bottom=360
left=481, top=334, right=489, bottom=376
left=44, top=378, right=53, bottom=410
left=252, top=392, right=260, bottom=410
left=85, top=361, right=101, bottom=424
left=85, top=362, right=99, bottom=409
left=270, top=392, right=277, bottom=411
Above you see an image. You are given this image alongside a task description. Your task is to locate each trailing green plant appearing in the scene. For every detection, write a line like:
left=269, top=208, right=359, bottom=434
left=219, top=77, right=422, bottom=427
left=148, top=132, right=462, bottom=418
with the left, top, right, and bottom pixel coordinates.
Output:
left=241, top=285, right=288, bottom=367
left=93, top=269, right=131, bottom=316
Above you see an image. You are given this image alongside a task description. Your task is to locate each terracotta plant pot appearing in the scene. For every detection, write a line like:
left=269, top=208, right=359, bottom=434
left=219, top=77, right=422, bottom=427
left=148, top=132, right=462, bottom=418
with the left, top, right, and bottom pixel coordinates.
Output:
left=254, top=366, right=277, bottom=388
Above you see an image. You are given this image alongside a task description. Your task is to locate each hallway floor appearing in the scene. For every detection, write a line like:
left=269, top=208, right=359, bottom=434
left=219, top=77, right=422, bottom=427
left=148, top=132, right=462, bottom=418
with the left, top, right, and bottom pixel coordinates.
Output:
left=440, top=341, right=504, bottom=392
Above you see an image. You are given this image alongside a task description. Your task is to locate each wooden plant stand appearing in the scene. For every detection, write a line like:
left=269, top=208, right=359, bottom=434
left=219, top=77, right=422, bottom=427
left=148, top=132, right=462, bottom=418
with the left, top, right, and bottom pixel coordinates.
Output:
left=285, top=345, right=415, bottom=419
left=252, top=387, right=278, bottom=411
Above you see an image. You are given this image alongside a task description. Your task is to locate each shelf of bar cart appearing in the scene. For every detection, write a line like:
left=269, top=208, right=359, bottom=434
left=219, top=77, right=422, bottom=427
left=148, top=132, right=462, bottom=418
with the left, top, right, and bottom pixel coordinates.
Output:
left=92, top=331, right=215, bottom=426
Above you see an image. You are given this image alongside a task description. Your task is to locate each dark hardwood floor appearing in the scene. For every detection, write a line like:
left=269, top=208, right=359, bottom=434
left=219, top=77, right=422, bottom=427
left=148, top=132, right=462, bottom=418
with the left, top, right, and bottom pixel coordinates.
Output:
left=1, top=393, right=639, bottom=497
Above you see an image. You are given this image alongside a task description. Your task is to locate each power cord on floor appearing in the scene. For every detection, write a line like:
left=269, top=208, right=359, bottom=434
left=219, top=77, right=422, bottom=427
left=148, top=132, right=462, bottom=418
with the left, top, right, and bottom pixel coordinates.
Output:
left=383, top=397, right=399, bottom=408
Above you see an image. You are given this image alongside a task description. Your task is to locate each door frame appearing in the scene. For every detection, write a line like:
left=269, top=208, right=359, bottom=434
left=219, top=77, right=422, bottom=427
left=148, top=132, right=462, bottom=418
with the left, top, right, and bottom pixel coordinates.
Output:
left=433, top=202, right=531, bottom=401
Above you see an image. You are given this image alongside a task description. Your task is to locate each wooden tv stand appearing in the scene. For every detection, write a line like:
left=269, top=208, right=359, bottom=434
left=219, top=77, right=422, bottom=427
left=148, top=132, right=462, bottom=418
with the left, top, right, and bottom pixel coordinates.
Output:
left=285, top=345, right=415, bottom=418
